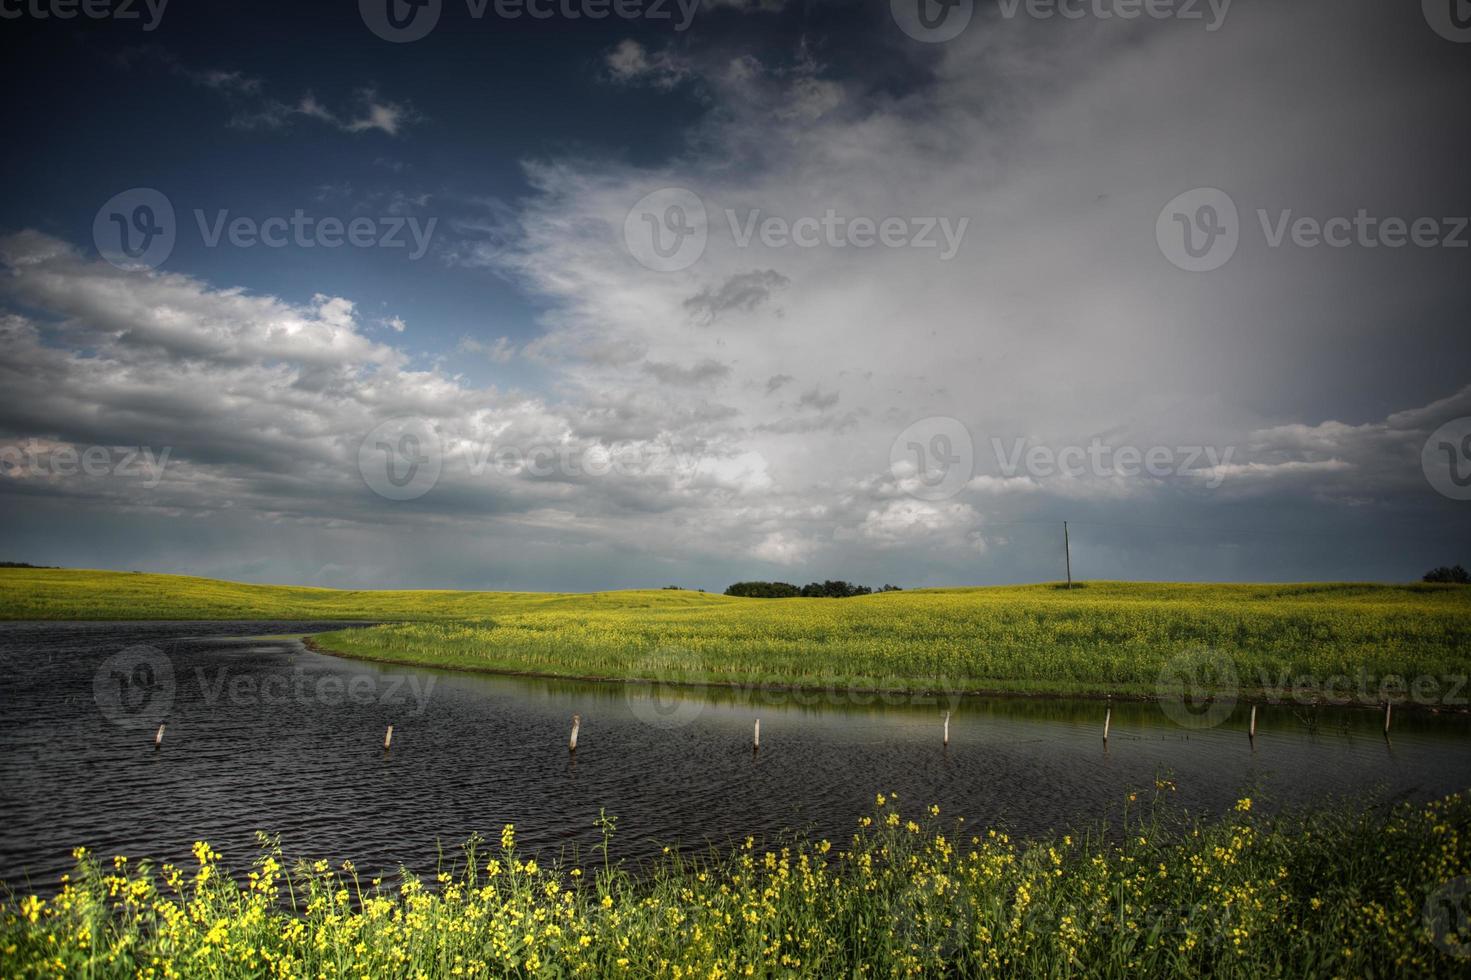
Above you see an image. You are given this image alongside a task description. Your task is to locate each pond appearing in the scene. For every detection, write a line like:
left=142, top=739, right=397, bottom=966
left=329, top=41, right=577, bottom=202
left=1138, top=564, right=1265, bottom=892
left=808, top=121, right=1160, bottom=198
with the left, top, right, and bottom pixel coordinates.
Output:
left=2, top=621, right=1468, bottom=893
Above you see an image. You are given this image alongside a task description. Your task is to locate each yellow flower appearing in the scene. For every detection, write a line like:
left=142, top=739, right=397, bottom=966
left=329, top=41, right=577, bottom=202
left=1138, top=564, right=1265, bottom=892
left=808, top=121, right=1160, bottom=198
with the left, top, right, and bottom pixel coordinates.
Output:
left=1235, top=798, right=1252, bottom=813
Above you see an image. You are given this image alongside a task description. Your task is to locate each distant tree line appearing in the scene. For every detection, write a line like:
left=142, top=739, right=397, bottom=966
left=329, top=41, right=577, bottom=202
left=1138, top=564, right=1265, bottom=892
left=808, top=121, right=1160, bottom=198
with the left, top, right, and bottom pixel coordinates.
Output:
left=1423, top=565, right=1469, bottom=585
left=724, top=580, right=902, bottom=599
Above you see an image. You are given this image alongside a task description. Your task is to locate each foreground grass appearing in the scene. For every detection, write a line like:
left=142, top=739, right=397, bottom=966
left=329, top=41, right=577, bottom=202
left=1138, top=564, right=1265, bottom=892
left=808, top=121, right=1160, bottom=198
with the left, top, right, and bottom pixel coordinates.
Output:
left=3, top=791, right=1468, bottom=978
left=4, top=569, right=1470, bottom=702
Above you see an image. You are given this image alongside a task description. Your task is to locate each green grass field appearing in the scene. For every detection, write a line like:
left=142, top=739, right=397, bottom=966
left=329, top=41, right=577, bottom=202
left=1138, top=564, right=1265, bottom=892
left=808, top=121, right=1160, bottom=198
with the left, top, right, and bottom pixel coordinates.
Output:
left=3, top=568, right=1469, bottom=702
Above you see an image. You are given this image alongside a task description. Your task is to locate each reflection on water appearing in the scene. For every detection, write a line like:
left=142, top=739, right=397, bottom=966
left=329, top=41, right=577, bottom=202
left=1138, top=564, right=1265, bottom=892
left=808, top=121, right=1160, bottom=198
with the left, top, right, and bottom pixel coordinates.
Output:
left=2, top=621, right=1468, bottom=894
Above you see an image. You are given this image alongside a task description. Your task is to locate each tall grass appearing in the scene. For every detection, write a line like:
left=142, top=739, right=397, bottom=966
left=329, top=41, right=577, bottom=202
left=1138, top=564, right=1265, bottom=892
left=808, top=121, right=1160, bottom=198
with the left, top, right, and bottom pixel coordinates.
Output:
left=313, top=584, right=1471, bottom=701
left=4, top=790, right=1468, bottom=977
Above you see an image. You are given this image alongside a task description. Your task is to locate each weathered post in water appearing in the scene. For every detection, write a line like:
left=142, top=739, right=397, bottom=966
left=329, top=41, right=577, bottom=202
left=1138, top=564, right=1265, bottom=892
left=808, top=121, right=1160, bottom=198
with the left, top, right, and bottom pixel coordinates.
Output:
left=1249, top=704, right=1257, bottom=741
left=384, top=725, right=393, bottom=751
left=154, top=723, right=165, bottom=748
left=569, top=714, right=580, bottom=753
left=1384, top=702, right=1392, bottom=736
left=1103, top=703, right=1111, bottom=743
left=943, top=711, right=950, bottom=746
left=753, top=718, right=760, bottom=752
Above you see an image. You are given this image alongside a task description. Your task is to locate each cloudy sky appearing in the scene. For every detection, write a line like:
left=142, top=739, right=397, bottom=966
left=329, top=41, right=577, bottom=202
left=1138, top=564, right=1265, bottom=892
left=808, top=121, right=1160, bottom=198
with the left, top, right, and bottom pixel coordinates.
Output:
left=1, top=0, right=1468, bottom=590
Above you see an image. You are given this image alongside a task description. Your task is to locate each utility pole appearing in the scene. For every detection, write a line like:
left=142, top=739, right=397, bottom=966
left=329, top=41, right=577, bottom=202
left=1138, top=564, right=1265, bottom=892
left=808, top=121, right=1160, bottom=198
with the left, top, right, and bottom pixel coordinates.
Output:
left=1063, top=520, right=1072, bottom=590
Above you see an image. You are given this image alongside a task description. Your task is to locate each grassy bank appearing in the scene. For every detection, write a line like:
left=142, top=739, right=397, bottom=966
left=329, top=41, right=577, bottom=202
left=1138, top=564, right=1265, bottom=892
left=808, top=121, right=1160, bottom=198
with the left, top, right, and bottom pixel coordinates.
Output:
left=311, top=583, right=1471, bottom=702
left=4, top=569, right=1470, bottom=702
left=3, top=791, right=1468, bottom=978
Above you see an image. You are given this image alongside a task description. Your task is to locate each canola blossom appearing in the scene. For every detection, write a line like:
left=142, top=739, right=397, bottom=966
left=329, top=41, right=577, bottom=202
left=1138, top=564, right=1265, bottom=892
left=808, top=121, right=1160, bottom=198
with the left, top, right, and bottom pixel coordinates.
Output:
left=3, top=790, right=1469, bottom=978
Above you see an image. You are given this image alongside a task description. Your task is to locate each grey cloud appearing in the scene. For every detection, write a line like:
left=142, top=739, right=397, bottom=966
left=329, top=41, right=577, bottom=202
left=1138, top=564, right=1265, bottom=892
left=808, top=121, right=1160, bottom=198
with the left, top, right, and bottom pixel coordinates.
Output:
left=797, top=387, right=839, bottom=411
left=684, top=270, right=790, bottom=324
left=643, top=359, right=733, bottom=386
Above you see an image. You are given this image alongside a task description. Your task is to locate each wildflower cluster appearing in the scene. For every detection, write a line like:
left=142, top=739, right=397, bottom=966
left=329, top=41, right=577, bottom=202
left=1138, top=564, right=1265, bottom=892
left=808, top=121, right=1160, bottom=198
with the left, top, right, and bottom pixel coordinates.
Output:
left=2, top=792, right=1468, bottom=977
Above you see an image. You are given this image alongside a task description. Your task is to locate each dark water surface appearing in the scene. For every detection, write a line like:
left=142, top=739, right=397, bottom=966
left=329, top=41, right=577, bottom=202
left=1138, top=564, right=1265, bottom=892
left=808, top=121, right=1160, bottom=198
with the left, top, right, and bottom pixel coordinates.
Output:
left=3, top=621, right=1469, bottom=893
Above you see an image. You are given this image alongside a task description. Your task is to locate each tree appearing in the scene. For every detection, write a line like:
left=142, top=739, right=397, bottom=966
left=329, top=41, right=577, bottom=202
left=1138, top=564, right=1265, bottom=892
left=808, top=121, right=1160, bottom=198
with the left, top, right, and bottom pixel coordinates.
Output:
left=724, top=580, right=897, bottom=598
left=1423, top=565, right=1470, bottom=585
left=799, top=580, right=873, bottom=598
left=724, top=581, right=802, bottom=598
